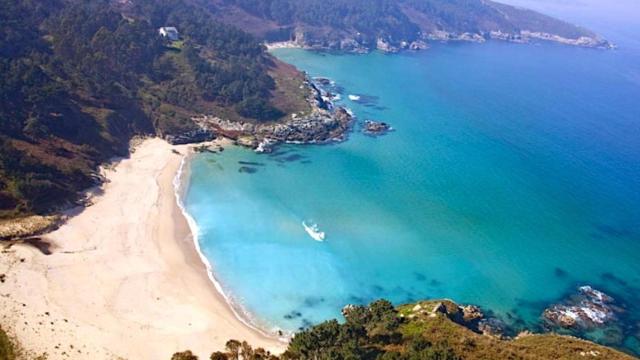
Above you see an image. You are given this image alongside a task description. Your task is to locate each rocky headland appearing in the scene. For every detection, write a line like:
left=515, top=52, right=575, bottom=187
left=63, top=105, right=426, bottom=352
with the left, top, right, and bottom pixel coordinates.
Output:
left=396, top=299, right=508, bottom=338
left=219, top=0, right=614, bottom=54
left=193, top=79, right=353, bottom=152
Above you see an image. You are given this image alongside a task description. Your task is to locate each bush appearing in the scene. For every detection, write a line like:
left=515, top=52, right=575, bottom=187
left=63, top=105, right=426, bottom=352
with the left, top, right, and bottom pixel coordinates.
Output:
left=172, top=350, right=199, bottom=360
left=235, top=96, right=285, bottom=121
left=0, top=327, right=16, bottom=360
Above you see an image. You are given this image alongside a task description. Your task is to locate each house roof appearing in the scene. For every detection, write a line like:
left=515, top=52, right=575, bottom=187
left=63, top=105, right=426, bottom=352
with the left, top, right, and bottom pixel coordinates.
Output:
left=160, top=27, right=178, bottom=33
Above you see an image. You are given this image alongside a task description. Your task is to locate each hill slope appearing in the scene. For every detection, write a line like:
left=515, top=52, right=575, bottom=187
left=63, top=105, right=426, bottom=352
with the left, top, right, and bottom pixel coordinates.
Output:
left=0, top=0, right=313, bottom=219
left=171, top=299, right=637, bottom=360
left=212, top=0, right=612, bottom=51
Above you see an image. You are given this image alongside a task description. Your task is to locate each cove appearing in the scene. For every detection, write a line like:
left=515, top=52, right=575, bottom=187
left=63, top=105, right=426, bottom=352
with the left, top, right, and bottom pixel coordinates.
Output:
left=184, top=41, right=640, bottom=352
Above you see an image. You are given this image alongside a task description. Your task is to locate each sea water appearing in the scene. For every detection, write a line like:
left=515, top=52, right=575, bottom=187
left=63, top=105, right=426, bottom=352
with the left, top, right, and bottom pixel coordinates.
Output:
left=184, top=9, right=640, bottom=354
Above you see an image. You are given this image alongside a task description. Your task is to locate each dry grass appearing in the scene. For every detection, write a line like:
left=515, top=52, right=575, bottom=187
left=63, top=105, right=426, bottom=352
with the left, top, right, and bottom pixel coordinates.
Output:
left=397, top=301, right=637, bottom=360
left=268, top=59, right=313, bottom=119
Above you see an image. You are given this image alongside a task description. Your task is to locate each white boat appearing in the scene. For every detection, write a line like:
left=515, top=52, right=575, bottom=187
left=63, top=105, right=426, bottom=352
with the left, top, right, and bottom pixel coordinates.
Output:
left=348, top=94, right=361, bottom=101
left=303, top=221, right=325, bottom=241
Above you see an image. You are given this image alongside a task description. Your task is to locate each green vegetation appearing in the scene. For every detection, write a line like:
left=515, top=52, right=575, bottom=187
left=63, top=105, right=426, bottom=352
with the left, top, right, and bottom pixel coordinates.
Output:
left=221, top=0, right=596, bottom=44
left=0, top=326, right=16, bottom=360
left=170, top=299, right=636, bottom=360
left=0, top=0, right=308, bottom=220
left=229, top=0, right=419, bottom=41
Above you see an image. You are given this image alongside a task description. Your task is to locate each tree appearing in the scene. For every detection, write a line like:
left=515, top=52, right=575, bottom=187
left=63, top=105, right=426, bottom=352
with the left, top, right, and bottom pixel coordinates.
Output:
left=210, top=352, right=229, bottom=360
left=240, top=341, right=254, bottom=359
left=225, top=340, right=242, bottom=360
left=172, top=350, right=199, bottom=360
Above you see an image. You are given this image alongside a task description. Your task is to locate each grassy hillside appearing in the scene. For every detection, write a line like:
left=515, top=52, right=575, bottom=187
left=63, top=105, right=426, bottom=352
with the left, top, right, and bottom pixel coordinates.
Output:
left=171, top=299, right=637, bottom=360
left=0, top=0, right=309, bottom=220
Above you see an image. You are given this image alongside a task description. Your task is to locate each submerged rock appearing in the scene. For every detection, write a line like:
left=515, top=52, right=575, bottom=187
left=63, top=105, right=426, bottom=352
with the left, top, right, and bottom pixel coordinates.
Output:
left=238, top=166, right=258, bottom=174
left=543, top=286, right=620, bottom=329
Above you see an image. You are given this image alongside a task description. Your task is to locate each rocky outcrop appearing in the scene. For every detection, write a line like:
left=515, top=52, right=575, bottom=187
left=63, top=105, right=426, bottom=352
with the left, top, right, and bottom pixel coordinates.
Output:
left=363, top=120, right=392, bottom=136
left=376, top=38, right=398, bottom=53
left=543, top=286, right=621, bottom=329
left=426, top=31, right=486, bottom=43
left=478, top=318, right=506, bottom=337
left=164, top=128, right=215, bottom=145
left=462, top=305, right=484, bottom=323
left=197, top=107, right=352, bottom=150
left=403, top=299, right=506, bottom=337
left=191, top=77, right=353, bottom=151
left=519, top=31, right=614, bottom=49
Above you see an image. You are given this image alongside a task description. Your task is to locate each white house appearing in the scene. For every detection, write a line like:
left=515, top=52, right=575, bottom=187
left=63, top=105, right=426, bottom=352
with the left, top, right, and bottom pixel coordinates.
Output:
left=158, top=27, right=179, bottom=41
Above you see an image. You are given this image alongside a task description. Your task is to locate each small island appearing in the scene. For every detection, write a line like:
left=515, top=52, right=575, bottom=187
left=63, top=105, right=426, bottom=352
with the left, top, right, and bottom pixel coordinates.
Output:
left=363, top=120, right=393, bottom=137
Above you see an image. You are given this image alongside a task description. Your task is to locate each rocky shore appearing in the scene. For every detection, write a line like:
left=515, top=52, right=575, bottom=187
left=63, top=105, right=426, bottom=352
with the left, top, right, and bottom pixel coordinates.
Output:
left=543, top=286, right=621, bottom=330
left=193, top=79, right=353, bottom=152
left=394, top=299, right=508, bottom=338
left=275, top=29, right=613, bottom=54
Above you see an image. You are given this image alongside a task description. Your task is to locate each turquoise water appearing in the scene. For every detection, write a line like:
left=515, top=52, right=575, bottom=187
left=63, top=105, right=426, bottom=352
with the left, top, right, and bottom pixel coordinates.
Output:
left=184, top=30, right=640, bottom=352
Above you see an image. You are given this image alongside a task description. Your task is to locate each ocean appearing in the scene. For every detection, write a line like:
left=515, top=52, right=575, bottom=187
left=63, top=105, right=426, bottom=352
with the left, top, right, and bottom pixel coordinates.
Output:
left=183, top=4, right=640, bottom=353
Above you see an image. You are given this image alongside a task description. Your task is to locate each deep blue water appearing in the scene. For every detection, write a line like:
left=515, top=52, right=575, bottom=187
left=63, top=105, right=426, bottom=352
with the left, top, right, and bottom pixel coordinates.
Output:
left=184, top=13, right=640, bottom=353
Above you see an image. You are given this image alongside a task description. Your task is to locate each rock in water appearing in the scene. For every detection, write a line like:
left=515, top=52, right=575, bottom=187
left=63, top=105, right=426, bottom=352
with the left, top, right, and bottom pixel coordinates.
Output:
left=462, top=305, right=484, bottom=323
left=543, top=286, right=620, bottom=329
left=363, top=120, right=392, bottom=136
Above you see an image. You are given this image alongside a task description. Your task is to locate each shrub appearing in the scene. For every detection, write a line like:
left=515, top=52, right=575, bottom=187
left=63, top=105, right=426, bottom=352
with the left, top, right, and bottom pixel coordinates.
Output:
left=0, top=327, right=16, bottom=360
left=172, top=350, right=199, bottom=360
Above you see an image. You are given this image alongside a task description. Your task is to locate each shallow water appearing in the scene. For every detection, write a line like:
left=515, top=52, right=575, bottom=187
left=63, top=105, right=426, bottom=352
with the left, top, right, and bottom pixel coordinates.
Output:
left=184, top=24, right=640, bottom=353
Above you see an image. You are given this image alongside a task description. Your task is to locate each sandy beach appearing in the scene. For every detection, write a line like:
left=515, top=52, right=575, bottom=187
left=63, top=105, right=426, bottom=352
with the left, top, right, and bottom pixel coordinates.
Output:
left=264, top=41, right=302, bottom=50
left=0, top=138, right=285, bottom=359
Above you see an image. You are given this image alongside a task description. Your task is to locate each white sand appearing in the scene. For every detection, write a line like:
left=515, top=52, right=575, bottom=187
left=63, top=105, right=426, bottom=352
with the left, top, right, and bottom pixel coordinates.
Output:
left=0, top=138, right=285, bottom=359
left=264, top=41, right=302, bottom=50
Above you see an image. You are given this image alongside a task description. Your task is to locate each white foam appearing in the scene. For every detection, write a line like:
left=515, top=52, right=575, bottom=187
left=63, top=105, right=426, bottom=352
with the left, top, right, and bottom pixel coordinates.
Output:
left=173, top=154, right=291, bottom=342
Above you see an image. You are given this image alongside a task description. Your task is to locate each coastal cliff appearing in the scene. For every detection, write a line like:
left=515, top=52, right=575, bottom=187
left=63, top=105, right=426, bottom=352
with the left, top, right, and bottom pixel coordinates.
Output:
left=213, top=0, right=613, bottom=52
left=169, top=298, right=637, bottom=360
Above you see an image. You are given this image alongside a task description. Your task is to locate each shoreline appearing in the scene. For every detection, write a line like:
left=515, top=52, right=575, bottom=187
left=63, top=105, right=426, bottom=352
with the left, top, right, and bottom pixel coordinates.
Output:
left=0, top=138, right=285, bottom=359
left=172, top=148, right=290, bottom=342
left=264, top=41, right=302, bottom=51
